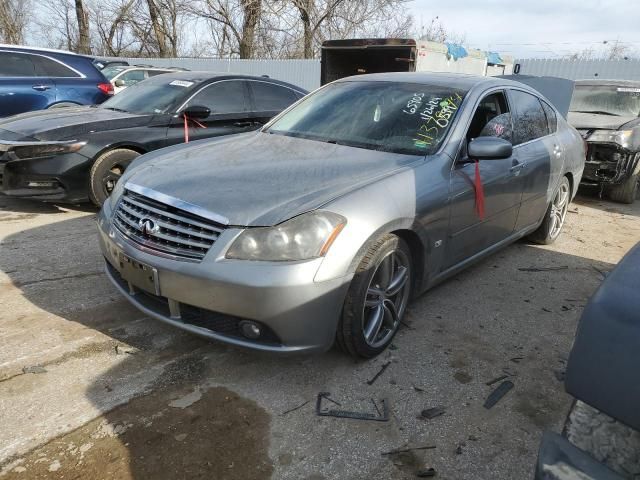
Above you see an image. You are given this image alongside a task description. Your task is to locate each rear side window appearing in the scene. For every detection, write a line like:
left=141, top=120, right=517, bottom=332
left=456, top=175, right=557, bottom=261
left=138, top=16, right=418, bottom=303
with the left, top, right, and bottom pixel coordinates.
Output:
left=541, top=101, right=558, bottom=133
left=249, top=81, right=299, bottom=111
left=33, top=56, right=80, bottom=77
left=509, top=89, right=549, bottom=145
left=0, top=52, right=36, bottom=77
left=186, top=80, right=249, bottom=114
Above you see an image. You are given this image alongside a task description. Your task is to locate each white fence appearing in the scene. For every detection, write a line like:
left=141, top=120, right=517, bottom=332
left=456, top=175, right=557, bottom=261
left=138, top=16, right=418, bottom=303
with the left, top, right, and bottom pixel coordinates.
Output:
left=514, top=58, right=640, bottom=81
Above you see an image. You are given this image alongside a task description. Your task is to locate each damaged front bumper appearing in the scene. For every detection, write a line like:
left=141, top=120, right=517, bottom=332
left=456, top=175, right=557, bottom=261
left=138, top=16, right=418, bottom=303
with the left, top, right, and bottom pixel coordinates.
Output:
left=580, top=141, right=640, bottom=186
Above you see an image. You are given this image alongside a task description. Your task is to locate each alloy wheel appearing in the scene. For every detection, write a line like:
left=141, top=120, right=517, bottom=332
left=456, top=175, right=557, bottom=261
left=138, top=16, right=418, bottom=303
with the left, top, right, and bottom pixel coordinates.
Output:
left=362, top=249, right=411, bottom=348
left=549, top=180, right=570, bottom=240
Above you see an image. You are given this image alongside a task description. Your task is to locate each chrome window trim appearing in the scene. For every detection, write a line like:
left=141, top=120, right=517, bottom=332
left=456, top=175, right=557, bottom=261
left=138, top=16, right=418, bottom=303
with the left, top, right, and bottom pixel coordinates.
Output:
left=0, top=49, right=85, bottom=78
left=125, top=182, right=230, bottom=226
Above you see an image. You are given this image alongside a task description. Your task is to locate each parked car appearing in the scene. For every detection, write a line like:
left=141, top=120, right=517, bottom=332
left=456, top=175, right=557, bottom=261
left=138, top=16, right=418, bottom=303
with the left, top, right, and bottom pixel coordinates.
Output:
left=535, top=242, right=640, bottom=480
left=568, top=80, right=640, bottom=203
left=101, top=65, right=181, bottom=93
left=92, top=59, right=129, bottom=70
left=97, top=72, right=585, bottom=357
left=0, top=45, right=113, bottom=117
left=0, top=72, right=307, bottom=205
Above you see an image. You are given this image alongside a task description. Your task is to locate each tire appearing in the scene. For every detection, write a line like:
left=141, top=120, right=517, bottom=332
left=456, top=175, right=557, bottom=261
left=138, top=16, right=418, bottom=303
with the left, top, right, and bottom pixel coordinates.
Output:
left=89, top=148, right=140, bottom=206
left=336, top=234, right=412, bottom=359
left=564, top=400, right=640, bottom=477
left=528, top=175, right=571, bottom=245
left=607, top=173, right=639, bottom=204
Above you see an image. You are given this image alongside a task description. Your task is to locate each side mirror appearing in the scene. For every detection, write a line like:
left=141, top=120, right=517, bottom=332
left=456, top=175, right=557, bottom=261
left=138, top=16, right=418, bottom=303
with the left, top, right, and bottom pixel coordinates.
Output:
left=468, top=137, right=512, bottom=160
left=114, top=79, right=125, bottom=87
left=181, top=105, right=211, bottom=120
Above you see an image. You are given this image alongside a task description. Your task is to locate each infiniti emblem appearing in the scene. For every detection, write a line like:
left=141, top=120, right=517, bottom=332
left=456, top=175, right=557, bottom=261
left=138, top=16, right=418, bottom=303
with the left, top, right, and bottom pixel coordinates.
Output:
left=138, top=218, right=159, bottom=235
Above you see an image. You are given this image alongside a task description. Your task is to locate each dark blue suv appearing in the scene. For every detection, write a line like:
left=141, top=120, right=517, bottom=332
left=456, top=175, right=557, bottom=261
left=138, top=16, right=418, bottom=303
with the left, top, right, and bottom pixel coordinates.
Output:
left=0, top=45, right=113, bottom=117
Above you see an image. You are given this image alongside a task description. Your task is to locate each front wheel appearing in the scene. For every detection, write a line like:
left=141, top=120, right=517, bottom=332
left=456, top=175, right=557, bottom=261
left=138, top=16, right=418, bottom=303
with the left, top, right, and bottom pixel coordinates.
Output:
left=528, top=176, right=571, bottom=245
left=336, top=234, right=412, bottom=359
left=607, top=172, right=638, bottom=204
left=89, top=148, right=140, bottom=206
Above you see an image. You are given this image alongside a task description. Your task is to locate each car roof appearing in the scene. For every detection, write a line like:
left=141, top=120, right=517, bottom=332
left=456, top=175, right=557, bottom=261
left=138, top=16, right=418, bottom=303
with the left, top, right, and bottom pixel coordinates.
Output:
left=0, top=44, right=89, bottom=59
left=334, top=71, right=512, bottom=90
left=157, top=71, right=308, bottom=92
left=575, top=79, right=640, bottom=87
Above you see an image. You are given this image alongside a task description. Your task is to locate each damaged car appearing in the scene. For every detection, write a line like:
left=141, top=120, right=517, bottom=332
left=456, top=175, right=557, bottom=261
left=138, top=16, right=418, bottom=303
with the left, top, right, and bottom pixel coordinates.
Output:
left=568, top=80, right=640, bottom=203
left=97, top=72, right=585, bottom=357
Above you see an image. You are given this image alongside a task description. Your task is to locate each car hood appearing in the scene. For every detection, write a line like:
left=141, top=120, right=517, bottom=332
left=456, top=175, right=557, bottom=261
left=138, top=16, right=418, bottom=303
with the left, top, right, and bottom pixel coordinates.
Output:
left=124, top=132, right=420, bottom=227
left=567, top=112, right=640, bottom=131
left=0, top=107, right=152, bottom=141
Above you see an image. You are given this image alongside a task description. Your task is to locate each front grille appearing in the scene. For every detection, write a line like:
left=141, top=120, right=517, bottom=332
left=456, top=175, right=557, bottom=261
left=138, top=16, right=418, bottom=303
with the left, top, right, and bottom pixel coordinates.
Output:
left=113, top=189, right=225, bottom=261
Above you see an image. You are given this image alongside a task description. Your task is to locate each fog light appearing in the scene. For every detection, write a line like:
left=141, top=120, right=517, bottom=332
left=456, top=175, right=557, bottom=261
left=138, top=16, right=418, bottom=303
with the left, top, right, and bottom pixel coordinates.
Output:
left=27, top=181, right=57, bottom=188
left=239, top=321, right=261, bottom=339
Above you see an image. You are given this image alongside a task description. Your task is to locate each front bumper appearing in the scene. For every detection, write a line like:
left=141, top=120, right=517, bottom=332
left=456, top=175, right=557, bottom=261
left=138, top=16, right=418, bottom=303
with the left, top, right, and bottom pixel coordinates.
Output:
left=580, top=142, right=640, bottom=186
left=97, top=203, right=351, bottom=353
left=0, top=151, right=92, bottom=202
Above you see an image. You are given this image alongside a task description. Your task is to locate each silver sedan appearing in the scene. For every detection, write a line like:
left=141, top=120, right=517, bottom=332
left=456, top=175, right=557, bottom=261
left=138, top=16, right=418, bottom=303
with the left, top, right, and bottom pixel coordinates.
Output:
left=97, top=72, right=585, bottom=358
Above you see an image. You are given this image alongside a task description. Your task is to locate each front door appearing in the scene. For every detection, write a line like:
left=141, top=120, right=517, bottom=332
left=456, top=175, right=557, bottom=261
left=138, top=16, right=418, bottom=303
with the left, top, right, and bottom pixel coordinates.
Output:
left=445, top=90, right=522, bottom=268
left=165, top=79, right=256, bottom=146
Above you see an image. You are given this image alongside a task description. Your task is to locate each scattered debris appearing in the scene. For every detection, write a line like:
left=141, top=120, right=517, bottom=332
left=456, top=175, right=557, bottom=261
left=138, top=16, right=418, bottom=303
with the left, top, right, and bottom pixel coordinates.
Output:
left=553, top=370, right=566, bottom=382
left=389, top=344, right=398, bottom=350
left=455, top=444, right=464, bottom=455
left=561, top=305, right=572, bottom=312
left=483, top=381, right=514, bottom=409
left=22, top=365, right=47, bottom=374
left=316, top=392, right=388, bottom=422
left=281, top=400, right=310, bottom=416
left=542, top=307, right=552, bottom=313
left=591, top=265, right=608, bottom=279
left=510, top=357, right=524, bottom=363
left=366, top=361, right=391, bottom=386
left=420, top=406, right=445, bottom=420
left=412, top=384, right=425, bottom=392
left=381, top=445, right=436, bottom=456
left=416, top=467, right=437, bottom=477
left=454, top=371, right=472, bottom=384
left=568, top=208, right=579, bottom=214
left=485, top=375, right=508, bottom=386
left=518, top=266, right=568, bottom=272
left=468, top=435, right=478, bottom=441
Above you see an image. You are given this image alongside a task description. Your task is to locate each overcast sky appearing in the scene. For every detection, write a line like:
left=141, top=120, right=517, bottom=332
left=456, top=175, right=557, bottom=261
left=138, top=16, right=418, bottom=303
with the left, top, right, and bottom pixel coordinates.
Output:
left=410, top=0, right=640, bottom=59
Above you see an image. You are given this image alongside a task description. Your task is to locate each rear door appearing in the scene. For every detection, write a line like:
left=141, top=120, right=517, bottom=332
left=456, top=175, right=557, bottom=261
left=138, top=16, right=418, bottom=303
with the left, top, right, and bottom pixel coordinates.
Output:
left=246, top=80, right=302, bottom=126
left=166, top=79, right=254, bottom=145
left=31, top=55, right=87, bottom=105
left=0, top=51, right=55, bottom=116
left=508, top=89, right=554, bottom=231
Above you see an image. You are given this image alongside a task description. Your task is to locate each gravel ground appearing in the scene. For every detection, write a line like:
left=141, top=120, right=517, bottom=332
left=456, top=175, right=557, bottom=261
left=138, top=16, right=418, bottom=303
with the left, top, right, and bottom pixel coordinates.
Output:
left=0, top=192, right=638, bottom=480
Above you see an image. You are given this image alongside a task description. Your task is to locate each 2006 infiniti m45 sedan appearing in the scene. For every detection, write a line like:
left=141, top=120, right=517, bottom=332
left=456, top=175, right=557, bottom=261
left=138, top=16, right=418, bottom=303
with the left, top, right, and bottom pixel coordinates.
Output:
left=97, top=72, right=585, bottom=358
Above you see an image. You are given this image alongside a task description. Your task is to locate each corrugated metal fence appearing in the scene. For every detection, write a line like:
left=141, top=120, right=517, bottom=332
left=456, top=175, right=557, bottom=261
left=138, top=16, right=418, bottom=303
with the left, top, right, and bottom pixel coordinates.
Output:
left=515, top=58, right=640, bottom=81
left=106, top=57, right=321, bottom=91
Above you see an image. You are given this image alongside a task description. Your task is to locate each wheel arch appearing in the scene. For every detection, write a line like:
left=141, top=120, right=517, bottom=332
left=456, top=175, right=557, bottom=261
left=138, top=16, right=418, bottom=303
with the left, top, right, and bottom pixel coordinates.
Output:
left=390, top=228, right=426, bottom=296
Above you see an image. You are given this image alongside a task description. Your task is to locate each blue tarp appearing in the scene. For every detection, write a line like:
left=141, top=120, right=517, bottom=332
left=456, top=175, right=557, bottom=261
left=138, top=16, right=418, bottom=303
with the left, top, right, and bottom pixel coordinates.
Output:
left=486, top=51, right=504, bottom=65
left=445, top=43, right=468, bottom=61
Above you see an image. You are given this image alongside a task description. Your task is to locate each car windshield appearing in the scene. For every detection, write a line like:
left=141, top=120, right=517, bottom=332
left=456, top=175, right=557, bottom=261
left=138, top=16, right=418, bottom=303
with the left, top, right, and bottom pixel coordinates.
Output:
left=570, top=85, right=640, bottom=117
left=101, top=66, right=128, bottom=80
left=99, top=76, right=198, bottom=114
left=266, top=81, right=467, bottom=156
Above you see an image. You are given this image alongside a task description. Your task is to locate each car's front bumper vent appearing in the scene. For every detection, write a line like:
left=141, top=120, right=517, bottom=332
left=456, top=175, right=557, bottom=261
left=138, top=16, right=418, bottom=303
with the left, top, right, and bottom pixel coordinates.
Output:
left=113, top=189, right=225, bottom=261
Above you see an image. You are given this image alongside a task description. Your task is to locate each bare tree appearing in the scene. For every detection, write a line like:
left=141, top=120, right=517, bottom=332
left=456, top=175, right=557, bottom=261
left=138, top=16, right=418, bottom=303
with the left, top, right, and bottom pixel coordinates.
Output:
left=75, top=0, right=92, bottom=53
left=418, top=16, right=465, bottom=44
left=0, top=0, right=31, bottom=44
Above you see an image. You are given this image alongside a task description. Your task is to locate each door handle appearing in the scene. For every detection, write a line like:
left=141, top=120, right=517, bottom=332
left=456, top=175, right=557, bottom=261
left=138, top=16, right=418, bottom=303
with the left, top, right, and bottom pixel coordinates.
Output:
left=233, top=121, right=253, bottom=127
left=510, top=161, right=526, bottom=176
left=32, top=85, right=51, bottom=91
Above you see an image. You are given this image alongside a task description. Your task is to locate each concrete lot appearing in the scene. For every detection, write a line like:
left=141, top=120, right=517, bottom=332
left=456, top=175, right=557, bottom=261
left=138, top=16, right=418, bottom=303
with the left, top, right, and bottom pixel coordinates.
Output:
left=0, top=192, right=638, bottom=480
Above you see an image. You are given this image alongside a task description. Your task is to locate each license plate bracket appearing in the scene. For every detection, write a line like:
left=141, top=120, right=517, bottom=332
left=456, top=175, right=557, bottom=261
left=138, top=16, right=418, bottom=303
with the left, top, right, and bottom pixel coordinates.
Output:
left=117, top=251, right=159, bottom=295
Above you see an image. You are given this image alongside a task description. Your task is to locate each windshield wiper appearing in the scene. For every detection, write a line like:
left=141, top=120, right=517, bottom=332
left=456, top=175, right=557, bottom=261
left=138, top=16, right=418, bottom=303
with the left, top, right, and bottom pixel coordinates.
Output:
left=101, top=107, right=129, bottom=113
left=571, top=110, right=620, bottom=116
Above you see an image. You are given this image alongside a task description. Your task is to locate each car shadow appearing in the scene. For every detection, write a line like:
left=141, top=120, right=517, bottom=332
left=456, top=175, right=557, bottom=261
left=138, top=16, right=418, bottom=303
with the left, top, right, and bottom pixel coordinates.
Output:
left=574, top=187, right=640, bottom=218
left=0, top=196, right=98, bottom=215
left=0, top=208, right=627, bottom=479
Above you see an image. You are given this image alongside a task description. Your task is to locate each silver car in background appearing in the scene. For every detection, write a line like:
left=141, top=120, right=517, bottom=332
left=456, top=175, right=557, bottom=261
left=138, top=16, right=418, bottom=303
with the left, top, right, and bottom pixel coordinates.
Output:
left=97, top=72, right=585, bottom=358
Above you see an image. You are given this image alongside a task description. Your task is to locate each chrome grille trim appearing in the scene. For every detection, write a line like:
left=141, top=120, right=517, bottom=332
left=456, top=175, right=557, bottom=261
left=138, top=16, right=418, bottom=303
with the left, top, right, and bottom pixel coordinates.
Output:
left=113, top=189, right=226, bottom=261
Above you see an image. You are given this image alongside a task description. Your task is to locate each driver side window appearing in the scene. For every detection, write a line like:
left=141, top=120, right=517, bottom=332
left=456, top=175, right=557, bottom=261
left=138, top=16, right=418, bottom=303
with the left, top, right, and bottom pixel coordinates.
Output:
left=185, top=80, right=249, bottom=115
left=467, top=91, right=512, bottom=144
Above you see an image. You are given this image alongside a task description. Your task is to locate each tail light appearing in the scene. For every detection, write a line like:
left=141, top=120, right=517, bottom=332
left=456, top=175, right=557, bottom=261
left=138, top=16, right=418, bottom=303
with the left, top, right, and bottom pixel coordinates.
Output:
left=97, top=82, right=114, bottom=95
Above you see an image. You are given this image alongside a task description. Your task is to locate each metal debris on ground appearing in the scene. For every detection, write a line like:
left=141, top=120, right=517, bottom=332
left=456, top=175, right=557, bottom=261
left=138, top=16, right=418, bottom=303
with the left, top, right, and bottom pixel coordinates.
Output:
left=510, top=357, right=524, bottom=363
left=316, top=392, right=389, bottom=422
left=518, top=266, right=569, bottom=272
left=416, top=467, right=437, bottom=477
left=381, top=445, right=436, bottom=456
left=485, top=375, right=508, bottom=386
left=281, top=400, right=310, bottom=416
left=366, top=361, right=391, bottom=385
left=22, top=365, right=47, bottom=374
left=483, top=380, right=514, bottom=409
left=420, top=406, right=445, bottom=420
left=412, top=384, right=425, bottom=392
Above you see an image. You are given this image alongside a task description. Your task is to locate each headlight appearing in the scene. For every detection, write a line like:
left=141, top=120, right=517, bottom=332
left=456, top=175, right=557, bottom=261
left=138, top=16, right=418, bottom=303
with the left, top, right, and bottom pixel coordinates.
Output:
left=589, top=127, right=640, bottom=150
left=10, top=141, right=87, bottom=159
left=225, top=211, right=346, bottom=261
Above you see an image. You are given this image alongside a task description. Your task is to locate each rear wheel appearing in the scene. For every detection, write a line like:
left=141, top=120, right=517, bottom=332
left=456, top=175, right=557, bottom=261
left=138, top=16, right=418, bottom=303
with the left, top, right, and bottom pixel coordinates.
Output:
left=89, top=148, right=140, bottom=206
left=528, top=176, right=571, bottom=245
left=607, top=172, right=639, bottom=204
left=336, top=234, right=412, bottom=359
left=48, top=102, right=79, bottom=109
